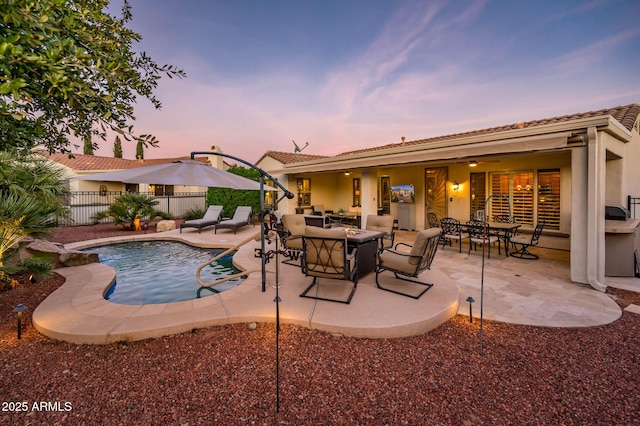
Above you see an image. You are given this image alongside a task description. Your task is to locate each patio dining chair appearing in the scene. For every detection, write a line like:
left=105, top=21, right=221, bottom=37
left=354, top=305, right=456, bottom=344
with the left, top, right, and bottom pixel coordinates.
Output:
left=466, top=219, right=501, bottom=258
left=180, top=205, right=222, bottom=233
left=214, top=206, right=252, bottom=234
left=300, top=226, right=358, bottom=304
left=491, top=214, right=515, bottom=250
left=493, top=214, right=514, bottom=223
left=510, top=221, right=545, bottom=259
left=427, top=212, right=440, bottom=228
left=440, top=217, right=468, bottom=253
left=375, top=227, right=441, bottom=299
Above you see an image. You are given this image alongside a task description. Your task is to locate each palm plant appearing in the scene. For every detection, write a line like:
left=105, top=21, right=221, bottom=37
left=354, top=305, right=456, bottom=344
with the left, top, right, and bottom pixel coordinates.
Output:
left=0, top=151, right=70, bottom=269
left=92, top=193, right=171, bottom=230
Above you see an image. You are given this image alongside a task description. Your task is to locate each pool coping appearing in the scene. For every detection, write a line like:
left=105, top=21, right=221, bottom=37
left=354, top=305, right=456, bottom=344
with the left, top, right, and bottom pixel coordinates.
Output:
left=33, top=231, right=460, bottom=344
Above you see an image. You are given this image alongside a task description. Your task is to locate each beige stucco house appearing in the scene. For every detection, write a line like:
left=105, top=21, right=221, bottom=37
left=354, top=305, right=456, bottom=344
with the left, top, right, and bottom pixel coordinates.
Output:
left=44, top=151, right=226, bottom=194
left=257, top=103, right=640, bottom=292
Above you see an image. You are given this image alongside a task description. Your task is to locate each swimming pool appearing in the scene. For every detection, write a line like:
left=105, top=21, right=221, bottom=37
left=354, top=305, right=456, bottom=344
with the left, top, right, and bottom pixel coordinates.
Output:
left=83, top=241, right=245, bottom=305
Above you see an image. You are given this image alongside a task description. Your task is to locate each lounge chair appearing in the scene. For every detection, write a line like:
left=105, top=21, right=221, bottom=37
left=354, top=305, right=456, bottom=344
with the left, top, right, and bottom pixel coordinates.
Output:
left=375, top=228, right=441, bottom=299
left=180, top=205, right=222, bottom=233
left=365, top=214, right=395, bottom=251
left=279, top=214, right=306, bottom=264
left=214, top=206, right=253, bottom=234
left=300, top=226, right=358, bottom=304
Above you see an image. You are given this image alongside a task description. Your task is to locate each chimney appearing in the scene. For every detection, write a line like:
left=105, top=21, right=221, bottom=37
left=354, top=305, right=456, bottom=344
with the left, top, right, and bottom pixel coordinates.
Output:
left=207, top=145, right=225, bottom=169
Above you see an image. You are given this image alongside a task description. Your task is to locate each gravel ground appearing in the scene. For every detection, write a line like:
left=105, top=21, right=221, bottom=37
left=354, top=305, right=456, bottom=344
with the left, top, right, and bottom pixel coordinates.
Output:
left=1, top=223, right=639, bottom=425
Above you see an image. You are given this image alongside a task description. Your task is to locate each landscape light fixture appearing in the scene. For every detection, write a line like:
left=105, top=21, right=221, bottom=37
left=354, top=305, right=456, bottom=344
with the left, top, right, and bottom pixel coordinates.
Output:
left=465, top=297, right=475, bottom=323
left=13, top=304, right=27, bottom=339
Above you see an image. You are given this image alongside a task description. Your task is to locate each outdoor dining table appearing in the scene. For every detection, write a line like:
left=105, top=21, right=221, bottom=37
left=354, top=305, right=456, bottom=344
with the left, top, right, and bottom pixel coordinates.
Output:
left=343, top=228, right=385, bottom=276
left=328, top=213, right=361, bottom=228
left=463, top=221, right=522, bottom=255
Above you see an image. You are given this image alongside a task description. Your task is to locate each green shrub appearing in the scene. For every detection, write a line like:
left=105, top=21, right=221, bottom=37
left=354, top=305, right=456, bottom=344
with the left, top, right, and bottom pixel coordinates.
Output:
left=206, top=165, right=261, bottom=218
left=20, top=256, right=54, bottom=281
left=91, top=193, right=172, bottom=230
left=183, top=207, right=205, bottom=221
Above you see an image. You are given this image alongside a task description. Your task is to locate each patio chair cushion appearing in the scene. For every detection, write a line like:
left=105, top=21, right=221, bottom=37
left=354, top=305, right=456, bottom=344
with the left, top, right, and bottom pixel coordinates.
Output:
left=282, top=214, right=306, bottom=236
left=408, top=228, right=441, bottom=264
left=366, top=215, right=394, bottom=233
left=304, top=226, right=348, bottom=273
left=180, top=205, right=222, bottom=232
left=378, top=250, right=417, bottom=275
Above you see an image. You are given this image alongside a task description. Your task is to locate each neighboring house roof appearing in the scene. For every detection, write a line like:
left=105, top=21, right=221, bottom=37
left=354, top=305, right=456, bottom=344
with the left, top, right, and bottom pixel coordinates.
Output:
left=44, top=152, right=210, bottom=172
left=335, top=103, right=640, bottom=158
left=256, top=150, right=329, bottom=165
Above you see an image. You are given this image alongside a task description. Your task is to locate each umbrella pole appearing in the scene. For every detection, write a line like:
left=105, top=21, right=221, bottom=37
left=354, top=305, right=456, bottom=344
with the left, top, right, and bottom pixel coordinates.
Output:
left=260, top=176, right=267, bottom=292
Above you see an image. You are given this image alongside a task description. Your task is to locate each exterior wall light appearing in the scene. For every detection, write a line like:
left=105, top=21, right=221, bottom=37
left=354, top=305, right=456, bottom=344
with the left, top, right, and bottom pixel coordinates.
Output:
left=452, top=181, right=460, bottom=192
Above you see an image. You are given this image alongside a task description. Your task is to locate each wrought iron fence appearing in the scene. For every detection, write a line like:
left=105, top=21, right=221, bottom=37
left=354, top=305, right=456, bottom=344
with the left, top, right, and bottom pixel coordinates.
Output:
left=59, top=191, right=207, bottom=226
left=628, top=195, right=640, bottom=219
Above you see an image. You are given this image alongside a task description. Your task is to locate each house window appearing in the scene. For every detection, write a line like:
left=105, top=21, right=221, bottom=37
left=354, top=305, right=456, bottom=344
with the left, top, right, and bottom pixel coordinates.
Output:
left=352, top=178, right=361, bottom=207
left=469, top=172, right=486, bottom=220
left=125, top=184, right=139, bottom=193
left=512, top=172, right=534, bottom=225
left=151, top=184, right=174, bottom=196
left=537, top=170, right=560, bottom=229
left=297, top=178, right=311, bottom=207
left=490, top=169, right=560, bottom=229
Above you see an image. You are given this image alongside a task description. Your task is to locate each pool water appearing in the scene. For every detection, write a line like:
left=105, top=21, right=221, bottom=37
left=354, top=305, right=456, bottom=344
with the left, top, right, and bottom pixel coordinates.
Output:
left=83, top=241, right=245, bottom=305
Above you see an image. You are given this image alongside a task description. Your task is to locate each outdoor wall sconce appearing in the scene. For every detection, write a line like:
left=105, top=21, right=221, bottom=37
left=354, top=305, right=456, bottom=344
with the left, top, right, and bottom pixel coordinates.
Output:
left=465, top=296, right=475, bottom=323
left=452, top=181, right=460, bottom=192
left=13, top=304, right=27, bottom=339
left=469, top=161, right=478, bottom=167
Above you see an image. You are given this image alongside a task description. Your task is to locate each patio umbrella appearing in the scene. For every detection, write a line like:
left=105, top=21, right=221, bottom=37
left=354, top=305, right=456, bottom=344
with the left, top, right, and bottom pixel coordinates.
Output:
left=71, top=160, right=279, bottom=191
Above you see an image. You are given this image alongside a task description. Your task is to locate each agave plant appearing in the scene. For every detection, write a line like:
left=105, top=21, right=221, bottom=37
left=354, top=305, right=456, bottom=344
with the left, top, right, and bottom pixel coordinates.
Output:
left=92, top=193, right=171, bottom=230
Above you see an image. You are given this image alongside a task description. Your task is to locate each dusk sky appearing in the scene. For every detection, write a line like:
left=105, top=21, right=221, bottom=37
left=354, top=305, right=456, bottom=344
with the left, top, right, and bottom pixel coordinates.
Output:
left=94, top=0, right=640, bottom=163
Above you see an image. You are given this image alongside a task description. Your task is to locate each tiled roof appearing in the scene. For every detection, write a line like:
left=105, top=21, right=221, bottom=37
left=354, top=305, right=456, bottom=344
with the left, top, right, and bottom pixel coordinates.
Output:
left=44, top=153, right=209, bottom=171
left=336, top=103, right=640, bottom=158
left=256, top=150, right=329, bottom=165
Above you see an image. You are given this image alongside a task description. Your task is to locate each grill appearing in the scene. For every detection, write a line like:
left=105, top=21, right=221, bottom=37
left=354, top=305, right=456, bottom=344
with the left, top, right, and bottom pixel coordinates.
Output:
left=605, top=205, right=630, bottom=221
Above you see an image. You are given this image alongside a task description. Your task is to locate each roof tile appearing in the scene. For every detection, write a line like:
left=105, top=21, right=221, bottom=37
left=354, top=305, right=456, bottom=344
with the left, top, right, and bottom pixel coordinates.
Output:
left=44, top=153, right=209, bottom=171
left=335, top=103, right=640, bottom=157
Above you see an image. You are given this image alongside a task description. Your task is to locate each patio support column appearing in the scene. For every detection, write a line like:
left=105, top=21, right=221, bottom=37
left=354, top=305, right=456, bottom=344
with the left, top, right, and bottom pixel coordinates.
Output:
left=570, top=144, right=589, bottom=285
left=360, top=168, right=374, bottom=228
left=585, top=127, right=607, bottom=291
left=571, top=128, right=606, bottom=291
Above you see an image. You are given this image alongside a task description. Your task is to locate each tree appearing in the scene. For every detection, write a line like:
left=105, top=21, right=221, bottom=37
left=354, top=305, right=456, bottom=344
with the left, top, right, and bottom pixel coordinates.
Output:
left=83, top=135, right=94, bottom=155
left=113, top=136, right=123, bottom=158
left=0, top=151, right=69, bottom=268
left=0, top=0, right=186, bottom=154
left=136, top=140, right=144, bottom=160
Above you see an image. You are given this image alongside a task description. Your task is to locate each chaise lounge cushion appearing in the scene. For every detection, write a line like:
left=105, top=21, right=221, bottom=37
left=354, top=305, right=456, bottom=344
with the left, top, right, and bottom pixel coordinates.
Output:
left=214, top=206, right=252, bottom=234
left=180, top=205, right=222, bottom=233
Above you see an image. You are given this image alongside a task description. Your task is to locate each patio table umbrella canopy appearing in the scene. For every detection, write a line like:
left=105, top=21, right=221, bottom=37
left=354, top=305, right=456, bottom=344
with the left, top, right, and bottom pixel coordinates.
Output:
left=71, top=160, right=279, bottom=191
